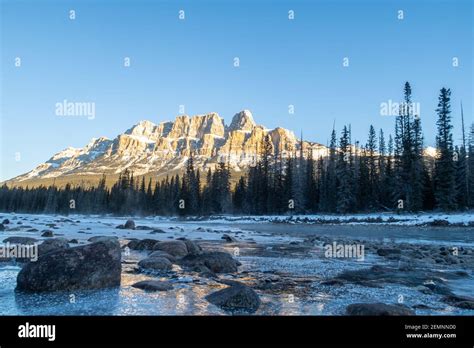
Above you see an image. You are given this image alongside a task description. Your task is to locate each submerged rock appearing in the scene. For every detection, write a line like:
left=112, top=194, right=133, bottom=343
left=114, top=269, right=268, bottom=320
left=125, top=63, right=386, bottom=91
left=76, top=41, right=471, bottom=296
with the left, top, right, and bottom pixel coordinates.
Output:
left=135, top=225, right=153, bottom=230
left=127, top=239, right=159, bottom=251
left=138, top=256, right=173, bottom=272
left=206, top=283, right=260, bottom=313
left=3, top=237, right=38, bottom=245
left=179, top=239, right=202, bottom=255
left=148, top=250, right=176, bottom=262
left=116, top=219, right=136, bottom=230
left=124, top=220, right=136, bottom=229
left=16, top=238, right=122, bottom=292
left=41, top=230, right=54, bottom=237
left=153, top=240, right=188, bottom=257
left=179, top=251, right=240, bottom=273
left=346, top=303, right=415, bottom=316
left=377, top=248, right=401, bottom=257
left=132, top=280, right=173, bottom=292
left=87, top=236, right=118, bottom=243
left=442, top=295, right=474, bottom=309
left=221, top=234, right=238, bottom=243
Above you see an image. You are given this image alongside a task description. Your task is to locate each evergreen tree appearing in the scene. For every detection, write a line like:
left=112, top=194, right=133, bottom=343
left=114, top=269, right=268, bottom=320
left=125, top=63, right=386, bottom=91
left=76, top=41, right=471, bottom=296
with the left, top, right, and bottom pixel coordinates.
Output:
left=434, top=88, right=457, bottom=210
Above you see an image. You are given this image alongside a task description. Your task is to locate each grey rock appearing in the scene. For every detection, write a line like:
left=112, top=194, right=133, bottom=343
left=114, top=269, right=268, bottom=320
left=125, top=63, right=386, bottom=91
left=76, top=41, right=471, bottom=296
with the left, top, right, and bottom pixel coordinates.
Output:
left=138, top=257, right=172, bottom=272
left=346, top=303, right=415, bottom=316
left=206, top=283, right=260, bottom=314
left=221, top=234, right=238, bottom=243
left=179, top=251, right=240, bottom=273
left=3, top=237, right=38, bottom=245
left=38, top=238, right=69, bottom=255
left=153, top=240, right=188, bottom=257
left=127, top=239, right=159, bottom=251
left=41, top=230, right=54, bottom=237
left=377, top=248, right=401, bottom=257
left=132, top=280, right=173, bottom=291
left=16, top=239, right=122, bottom=292
left=147, top=250, right=176, bottom=262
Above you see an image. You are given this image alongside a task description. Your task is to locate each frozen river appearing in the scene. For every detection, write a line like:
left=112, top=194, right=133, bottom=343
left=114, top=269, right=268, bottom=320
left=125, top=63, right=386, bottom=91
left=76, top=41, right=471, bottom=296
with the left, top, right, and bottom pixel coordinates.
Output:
left=0, top=213, right=473, bottom=315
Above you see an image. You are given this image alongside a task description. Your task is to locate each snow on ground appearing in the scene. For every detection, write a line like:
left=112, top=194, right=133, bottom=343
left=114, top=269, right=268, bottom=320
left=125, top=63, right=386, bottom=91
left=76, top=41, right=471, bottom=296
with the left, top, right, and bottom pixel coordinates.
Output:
left=187, top=212, right=474, bottom=226
left=0, top=213, right=303, bottom=245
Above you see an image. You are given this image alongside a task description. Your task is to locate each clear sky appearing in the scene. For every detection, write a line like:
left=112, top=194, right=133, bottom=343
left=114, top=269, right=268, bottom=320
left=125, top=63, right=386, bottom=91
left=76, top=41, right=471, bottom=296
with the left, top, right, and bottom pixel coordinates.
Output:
left=1, top=0, right=472, bottom=181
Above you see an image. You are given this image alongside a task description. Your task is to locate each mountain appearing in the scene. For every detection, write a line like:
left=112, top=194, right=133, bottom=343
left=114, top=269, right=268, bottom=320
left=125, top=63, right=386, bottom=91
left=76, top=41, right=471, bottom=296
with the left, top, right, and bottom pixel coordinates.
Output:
left=6, top=110, right=328, bottom=187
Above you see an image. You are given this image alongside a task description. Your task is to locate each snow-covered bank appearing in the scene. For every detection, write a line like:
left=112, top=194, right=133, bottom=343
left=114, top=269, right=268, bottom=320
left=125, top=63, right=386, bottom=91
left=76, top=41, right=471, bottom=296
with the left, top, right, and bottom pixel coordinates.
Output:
left=2, top=211, right=473, bottom=227
left=182, top=212, right=474, bottom=226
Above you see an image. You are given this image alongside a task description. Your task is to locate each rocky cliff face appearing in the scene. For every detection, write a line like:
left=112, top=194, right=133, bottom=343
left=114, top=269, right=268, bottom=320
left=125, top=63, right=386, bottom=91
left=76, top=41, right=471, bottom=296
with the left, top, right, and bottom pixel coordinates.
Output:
left=9, top=110, right=328, bottom=183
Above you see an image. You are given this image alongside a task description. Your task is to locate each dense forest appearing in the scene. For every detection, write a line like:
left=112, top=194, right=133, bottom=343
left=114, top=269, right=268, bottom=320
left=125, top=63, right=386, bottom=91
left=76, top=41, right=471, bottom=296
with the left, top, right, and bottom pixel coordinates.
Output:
left=1, top=83, right=473, bottom=216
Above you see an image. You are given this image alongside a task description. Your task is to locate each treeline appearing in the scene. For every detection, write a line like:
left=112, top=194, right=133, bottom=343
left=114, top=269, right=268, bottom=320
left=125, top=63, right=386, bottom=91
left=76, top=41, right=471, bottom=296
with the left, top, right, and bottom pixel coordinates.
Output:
left=1, top=82, right=473, bottom=216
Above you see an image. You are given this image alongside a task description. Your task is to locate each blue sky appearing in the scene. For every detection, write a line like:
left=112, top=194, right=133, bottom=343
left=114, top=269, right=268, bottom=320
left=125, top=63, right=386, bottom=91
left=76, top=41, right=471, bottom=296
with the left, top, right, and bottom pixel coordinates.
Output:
left=1, top=0, right=472, bottom=181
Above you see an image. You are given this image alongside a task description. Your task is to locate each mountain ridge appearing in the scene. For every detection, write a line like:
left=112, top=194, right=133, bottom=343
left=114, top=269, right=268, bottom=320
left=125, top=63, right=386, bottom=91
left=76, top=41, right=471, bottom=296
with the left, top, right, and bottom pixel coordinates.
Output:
left=6, top=110, right=328, bottom=187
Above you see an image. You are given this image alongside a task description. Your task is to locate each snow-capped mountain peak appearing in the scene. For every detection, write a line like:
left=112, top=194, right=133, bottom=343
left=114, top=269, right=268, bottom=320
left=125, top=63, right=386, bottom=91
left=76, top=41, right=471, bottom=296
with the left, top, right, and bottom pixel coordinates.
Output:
left=7, top=110, right=326, bottom=184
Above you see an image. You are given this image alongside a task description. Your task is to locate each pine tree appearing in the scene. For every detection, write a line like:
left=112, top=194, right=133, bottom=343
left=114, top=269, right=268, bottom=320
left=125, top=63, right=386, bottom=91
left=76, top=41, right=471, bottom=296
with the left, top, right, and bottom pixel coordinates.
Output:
left=366, top=125, right=378, bottom=208
left=336, top=125, right=355, bottom=213
left=434, top=88, right=457, bottom=210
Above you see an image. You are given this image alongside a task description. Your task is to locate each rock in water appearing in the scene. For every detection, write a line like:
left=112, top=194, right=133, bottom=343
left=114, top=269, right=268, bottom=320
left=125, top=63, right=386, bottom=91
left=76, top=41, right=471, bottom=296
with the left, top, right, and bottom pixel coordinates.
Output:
left=206, top=283, right=260, bottom=314
left=38, top=238, right=69, bottom=255
left=138, top=257, right=172, bottom=272
left=127, top=239, right=159, bottom=250
left=221, top=234, right=237, bottom=243
left=180, top=251, right=240, bottom=273
left=3, top=237, right=38, bottom=245
left=16, top=239, right=122, bottom=292
left=153, top=240, right=188, bottom=257
left=346, top=303, right=415, bottom=316
left=147, top=250, right=176, bottom=262
left=180, top=239, right=202, bottom=255
left=132, top=280, right=173, bottom=291
left=41, top=230, right=54, bottom=237
left=124, top=219, right=136, bottom=229
left=88, top=236, right=118, bottom=243
left=377, top=248, right=401, bottom=257
left=116, top=219, right=136, bottom=230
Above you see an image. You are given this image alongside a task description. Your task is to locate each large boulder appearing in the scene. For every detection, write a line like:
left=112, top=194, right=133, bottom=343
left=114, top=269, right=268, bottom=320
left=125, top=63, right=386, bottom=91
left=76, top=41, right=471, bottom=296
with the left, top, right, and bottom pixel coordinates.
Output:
left=3, top=237, right=38, bottom=245
left=148, top=250, right=176, bottom=262
left=38, top=238, right=69, bottom=256
left=16, top=239, right=122, bottom=292
left=153, top=240, right=188, bottom=257
left=138, top=257, right=173, bottom=272
left=88, top=236, right=118, bottom=243
left=346, top=303, right=415, bottom=316
left=132, top=280, right=173, bottom=292
left=179, top=251, right=240, bottom=273
left=127, top=239, right=159, bottom=251
left=205, top=283, right=260, bottom=314
left=180, top=239, right=202, bottom=255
